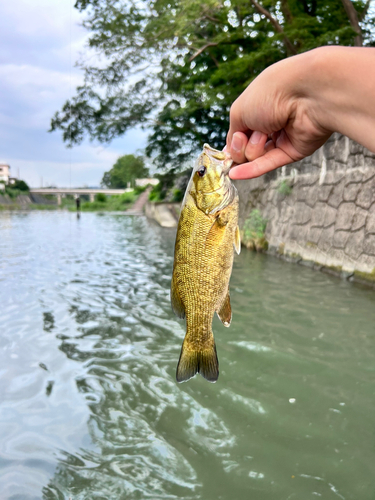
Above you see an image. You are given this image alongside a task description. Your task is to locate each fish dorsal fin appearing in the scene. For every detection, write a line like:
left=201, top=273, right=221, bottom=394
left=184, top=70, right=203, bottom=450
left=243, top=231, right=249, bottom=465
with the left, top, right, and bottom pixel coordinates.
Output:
left=171, top=278, right=185, bottom=319
left=216, top=291, right=232, bottom=327
left=234, top=226, right=241, bottom=255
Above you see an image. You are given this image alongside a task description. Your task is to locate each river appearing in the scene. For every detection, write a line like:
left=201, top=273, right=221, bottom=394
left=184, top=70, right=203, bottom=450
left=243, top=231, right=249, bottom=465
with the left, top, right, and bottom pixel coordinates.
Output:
left=0, top=211, right=374, bottom=500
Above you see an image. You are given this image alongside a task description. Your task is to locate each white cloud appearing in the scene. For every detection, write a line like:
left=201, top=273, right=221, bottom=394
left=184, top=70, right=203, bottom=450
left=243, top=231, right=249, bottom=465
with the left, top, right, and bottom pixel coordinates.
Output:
left=0, top=0, right=149, bottom=187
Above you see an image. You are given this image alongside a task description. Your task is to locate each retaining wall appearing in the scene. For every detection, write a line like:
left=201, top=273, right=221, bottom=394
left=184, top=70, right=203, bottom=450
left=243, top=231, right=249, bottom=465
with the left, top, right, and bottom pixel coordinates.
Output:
left=234, top=134, right=375, bottom=284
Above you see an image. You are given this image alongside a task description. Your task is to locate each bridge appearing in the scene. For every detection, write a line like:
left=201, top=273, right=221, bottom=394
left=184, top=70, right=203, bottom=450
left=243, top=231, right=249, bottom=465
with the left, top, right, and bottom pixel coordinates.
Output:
left=29, top=188, right=132, bottom=205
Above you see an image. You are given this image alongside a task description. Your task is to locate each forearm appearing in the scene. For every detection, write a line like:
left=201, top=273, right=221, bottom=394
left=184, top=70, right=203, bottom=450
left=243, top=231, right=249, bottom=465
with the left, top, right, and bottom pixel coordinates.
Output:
left=301, top=46, right=375, bottom=152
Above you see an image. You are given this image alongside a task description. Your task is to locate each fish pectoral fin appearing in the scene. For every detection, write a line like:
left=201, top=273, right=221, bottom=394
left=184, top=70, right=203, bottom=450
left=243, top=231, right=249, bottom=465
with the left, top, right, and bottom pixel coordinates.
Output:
left=176, top=340, right=219, bottom=383
left=216, top=292, right=232, bottom=326
left=234, top=225, right=241, bottom=255
left=171, top=278, right=185, bottom=319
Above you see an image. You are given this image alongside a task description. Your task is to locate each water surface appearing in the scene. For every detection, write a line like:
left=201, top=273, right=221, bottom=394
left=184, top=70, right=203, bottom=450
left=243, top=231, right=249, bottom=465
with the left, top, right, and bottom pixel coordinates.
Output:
left=0, top=211, right=374, bottom=500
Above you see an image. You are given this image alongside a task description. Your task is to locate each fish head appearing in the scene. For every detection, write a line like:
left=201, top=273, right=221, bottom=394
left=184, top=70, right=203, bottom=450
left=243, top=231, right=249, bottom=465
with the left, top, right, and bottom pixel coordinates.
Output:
left=191, top=144, right=235, bottom=215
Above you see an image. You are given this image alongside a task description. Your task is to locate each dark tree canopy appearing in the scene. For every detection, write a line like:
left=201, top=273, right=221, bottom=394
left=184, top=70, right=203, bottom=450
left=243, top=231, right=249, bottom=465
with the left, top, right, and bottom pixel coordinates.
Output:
left=101, top=154, right=149, bottom=188
left=50, top=0, right=375, bottom=170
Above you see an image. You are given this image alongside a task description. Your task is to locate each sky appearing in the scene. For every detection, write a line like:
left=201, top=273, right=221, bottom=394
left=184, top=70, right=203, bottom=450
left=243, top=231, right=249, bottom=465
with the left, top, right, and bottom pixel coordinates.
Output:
left=0, top=0, right=148, bottom=187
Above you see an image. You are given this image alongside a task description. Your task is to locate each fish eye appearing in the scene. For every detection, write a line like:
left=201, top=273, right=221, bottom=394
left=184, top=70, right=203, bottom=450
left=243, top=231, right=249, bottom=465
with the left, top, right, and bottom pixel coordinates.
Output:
left=197, top=166, right=206, bottom=177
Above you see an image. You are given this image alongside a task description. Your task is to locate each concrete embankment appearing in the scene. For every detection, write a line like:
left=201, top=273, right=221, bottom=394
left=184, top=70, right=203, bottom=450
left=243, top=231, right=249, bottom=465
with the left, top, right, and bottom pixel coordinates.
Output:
left=234, top=133, right=375, bottom=286
left=144, top=202, right=179, bottom=228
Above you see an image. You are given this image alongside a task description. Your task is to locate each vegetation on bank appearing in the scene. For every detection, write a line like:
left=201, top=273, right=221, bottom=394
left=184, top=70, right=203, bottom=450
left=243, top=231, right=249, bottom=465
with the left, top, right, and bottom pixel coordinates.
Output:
left=0, top=187, right=146, bottom=211
left=242, top=209, right=268, bottom=252
left=149, top=170, right=190, bottom=203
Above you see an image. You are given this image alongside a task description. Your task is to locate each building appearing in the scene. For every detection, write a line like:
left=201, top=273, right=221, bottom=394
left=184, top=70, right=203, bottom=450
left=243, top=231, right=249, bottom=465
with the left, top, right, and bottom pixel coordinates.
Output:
left=0, top=164, right=10, bottom=190
left=135, top=178, right=159, bottom=187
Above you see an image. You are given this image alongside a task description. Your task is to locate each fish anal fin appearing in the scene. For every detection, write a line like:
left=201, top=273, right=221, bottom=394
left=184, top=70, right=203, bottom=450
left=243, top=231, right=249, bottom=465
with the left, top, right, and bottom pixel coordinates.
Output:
left=171, top=278, right=185, bottom=319
left=234, top=226, right=241, bottom=255
left=176, top=341, right=219, bottom=383
left=216, top=292, right=232, bottom=327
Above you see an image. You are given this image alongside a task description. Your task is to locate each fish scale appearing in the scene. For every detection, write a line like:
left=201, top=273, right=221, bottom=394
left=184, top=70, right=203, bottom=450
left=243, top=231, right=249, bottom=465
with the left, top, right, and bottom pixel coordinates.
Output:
left=171, top=144, right=241, bottom=383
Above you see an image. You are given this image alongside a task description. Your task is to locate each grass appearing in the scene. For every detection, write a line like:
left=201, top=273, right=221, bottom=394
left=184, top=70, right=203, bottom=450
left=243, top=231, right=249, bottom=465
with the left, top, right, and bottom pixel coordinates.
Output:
left=277, top=180, right=293, bottom=196
left=0, top=189, right=142, bottom=212
left=70, top=191, right=138, bottom=212
left=242, top=209, right=268, bottom=251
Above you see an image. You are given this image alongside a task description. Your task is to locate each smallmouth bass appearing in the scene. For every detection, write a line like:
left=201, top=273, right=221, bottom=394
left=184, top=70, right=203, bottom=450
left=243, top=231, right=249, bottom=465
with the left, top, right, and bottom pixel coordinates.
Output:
left=171, top=144, right=241, bottom=383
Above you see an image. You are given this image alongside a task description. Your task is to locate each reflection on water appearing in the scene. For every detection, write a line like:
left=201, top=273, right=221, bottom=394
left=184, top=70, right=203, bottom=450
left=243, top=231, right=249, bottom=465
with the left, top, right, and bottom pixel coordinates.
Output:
left=0, top=211, right=375, bottom=500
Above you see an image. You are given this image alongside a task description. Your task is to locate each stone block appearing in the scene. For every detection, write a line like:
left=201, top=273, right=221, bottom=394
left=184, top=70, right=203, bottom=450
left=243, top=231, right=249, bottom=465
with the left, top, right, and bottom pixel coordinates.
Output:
left=328, top=180, right=345, bottom=208
left=322, top=170, right=344, bottom=185
left=347, top=153, right=365, bottom=170
left=318, top=185, right=333, bottom=202
left=366, top=203, right=375, bottom=234
left=356, top=185, right=373, bottom=210
left=311, top=202, right=327, bottom=227
left=345, top=170, right=363, bottom=183
left=323, top=205, right=337, bottom=227
left=295, top=185, right=310, bottom=202
left=335, top=202, right=356, bottom=231
left=289, top=225, right=300, bottom=241
left=296, top=225, right=308, bottom=244
left=345, top=229, right=365, bottom=260
left=343, top=182, right=361, bottom=202
left=280, top=204, right=294, bottom=224
left=349, top=140, right=363, bottom=155
left=352, top=206, right=368, bottom=231
left=335, top=135, right=350, bottom=164
left=307, top=227, right=322, bottom=245
left=363, top=234, right=375, bottom=256
left=318, top=225, right=335, bottom=252
left=294, top=202, right=312, bottom=225
left=362, top=169, right=375, bottom=183
left=333, top=230, right=350, bottom=249
left=305, top=187, right=319, bottom=208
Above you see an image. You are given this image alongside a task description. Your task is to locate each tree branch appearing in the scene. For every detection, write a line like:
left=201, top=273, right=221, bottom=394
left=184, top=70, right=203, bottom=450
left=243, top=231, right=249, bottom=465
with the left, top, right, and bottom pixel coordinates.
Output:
left=341, top=0, right=363, bottom=46
left=359, top=0, right=371, bottom=21
left=250, top=0, right=297, bottom=55
left=189, top=42, right=219, bottom=62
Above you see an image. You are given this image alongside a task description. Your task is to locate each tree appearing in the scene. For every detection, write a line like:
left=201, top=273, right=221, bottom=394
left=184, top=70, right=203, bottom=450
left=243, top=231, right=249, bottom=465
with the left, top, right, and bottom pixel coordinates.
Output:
left=51, top=0, right=375, bottom=170
left=101, top=154, right=149, bottom=188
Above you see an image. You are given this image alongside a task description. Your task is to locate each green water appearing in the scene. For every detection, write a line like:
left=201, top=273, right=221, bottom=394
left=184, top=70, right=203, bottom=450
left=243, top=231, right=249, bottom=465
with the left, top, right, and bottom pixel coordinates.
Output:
left=0, top=211, right=374, bottom=500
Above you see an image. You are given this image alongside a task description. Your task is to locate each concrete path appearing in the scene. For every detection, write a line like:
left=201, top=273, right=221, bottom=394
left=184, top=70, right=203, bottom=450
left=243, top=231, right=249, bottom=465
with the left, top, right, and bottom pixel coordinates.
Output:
left=125, top=187, right=152, bottom=215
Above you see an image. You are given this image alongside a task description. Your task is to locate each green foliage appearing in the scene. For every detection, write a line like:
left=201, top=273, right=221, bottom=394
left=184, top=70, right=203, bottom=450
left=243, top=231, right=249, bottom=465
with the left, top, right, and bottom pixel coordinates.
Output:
left=10, top=179, right=29, bottom=191
left=95, top=192, right=107, bottom=202
left=278, top=180, right=293, bottom=196
left=51, top=0, right=375, bottom=169
left=149, top=171, right=176, bottom=201
left=172, top=188, right=184, bottom=203
left=77, top=191, right=137, bottom=211
left=4, top=187, right=22, bottom=198
left=134, top=185, right=148, bottom=195
left=101, top=154, right=149, bottom=188
left=243, top=209, right=267, bottom=240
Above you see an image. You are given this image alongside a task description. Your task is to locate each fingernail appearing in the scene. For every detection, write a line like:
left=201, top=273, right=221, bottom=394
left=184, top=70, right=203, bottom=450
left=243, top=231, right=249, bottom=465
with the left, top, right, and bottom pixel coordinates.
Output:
left=250, top=131, right=262, bottom=145
left=232, top=134, right=242, bottom=152
left=222, top=145, right=227, bottom=152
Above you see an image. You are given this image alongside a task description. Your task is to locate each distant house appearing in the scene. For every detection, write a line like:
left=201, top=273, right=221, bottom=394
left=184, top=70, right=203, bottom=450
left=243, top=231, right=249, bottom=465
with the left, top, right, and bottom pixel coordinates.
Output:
left=0, top=164, right=10, bottom=189
left=135, top=178, right=159, bottom=187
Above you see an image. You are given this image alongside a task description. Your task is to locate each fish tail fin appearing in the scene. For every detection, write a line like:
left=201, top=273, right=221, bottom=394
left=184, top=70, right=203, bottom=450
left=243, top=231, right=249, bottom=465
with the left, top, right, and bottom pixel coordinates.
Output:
left=176, top=340, right=219, bottom=383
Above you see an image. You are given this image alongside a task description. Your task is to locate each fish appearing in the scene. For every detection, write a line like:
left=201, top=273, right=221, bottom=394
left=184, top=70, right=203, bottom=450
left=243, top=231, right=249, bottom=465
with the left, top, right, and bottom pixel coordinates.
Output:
left=171, top=143, right=241, bottom=383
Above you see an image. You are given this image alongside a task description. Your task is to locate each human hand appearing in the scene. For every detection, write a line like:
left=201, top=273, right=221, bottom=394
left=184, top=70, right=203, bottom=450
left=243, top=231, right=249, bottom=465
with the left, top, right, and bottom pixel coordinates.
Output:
left=227, top=49, right=332, bottom=180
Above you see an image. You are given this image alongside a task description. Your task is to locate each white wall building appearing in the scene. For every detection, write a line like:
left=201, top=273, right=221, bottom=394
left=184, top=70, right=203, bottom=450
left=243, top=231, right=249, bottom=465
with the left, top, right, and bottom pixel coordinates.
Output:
left=0, top=164, right=10, bottom=189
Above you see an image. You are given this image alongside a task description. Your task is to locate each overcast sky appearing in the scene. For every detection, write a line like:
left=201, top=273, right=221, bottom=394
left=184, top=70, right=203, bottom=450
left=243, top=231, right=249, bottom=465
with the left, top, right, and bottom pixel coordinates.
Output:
left=0, top=0, right=148, bottom=187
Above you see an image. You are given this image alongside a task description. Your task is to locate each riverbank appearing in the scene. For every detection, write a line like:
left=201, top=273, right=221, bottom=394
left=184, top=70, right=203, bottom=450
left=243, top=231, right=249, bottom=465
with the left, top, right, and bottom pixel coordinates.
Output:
left=234, top=133, right=375, bottom=287
left=0, top=188, right=146, bottom=212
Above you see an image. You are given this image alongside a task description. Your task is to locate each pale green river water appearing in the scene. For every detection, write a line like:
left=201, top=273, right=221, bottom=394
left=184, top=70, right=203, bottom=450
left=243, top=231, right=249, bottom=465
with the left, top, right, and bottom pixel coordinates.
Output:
left=0, top=211, right=374, bottom=500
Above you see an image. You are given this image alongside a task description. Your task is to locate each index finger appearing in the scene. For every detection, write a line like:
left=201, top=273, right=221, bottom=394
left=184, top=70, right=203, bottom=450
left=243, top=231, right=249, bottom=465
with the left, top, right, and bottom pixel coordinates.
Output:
left=227, top=97, right=250, bottom=149
left=229, top=147, right=294, bottom=180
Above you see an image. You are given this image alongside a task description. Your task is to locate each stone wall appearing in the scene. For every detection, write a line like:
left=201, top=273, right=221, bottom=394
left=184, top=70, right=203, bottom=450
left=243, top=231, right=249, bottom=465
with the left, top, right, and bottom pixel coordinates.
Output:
left=233, top=134, right=375, bottom=284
